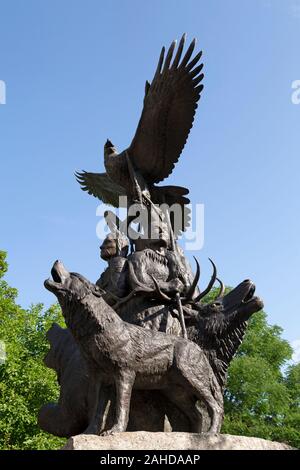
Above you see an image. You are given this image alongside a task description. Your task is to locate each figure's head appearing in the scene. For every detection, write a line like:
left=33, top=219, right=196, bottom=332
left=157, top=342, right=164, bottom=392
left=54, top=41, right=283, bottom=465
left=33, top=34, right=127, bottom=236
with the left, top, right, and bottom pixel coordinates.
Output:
left=44, top=261, right=102, bottom=308
left=100, top=232, right=129, bottom=260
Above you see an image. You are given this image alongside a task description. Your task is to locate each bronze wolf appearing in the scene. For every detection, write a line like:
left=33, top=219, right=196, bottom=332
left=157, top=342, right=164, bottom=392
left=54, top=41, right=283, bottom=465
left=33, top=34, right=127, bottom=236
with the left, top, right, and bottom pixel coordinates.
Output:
left=44, top=260, right=224, bottom=435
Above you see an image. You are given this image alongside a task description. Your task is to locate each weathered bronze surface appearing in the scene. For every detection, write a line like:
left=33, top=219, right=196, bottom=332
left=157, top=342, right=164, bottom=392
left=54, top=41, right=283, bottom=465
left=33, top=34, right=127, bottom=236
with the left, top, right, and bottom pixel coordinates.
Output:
left=39, top=35, right=264, bottom=437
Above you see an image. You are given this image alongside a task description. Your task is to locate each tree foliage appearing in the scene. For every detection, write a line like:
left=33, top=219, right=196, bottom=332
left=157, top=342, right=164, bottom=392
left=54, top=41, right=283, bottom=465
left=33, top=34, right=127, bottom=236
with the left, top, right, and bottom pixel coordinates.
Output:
left=0, top=251, right=65, bottom=449
left=203, top=287, right=299, bottom=448
left=0, top=251, right=299, bottom=449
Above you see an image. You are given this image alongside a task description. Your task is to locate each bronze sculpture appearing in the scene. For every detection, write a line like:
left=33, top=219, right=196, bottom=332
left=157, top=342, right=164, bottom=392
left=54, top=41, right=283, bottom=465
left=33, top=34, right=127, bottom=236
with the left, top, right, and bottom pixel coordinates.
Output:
left=75, top=34, right=203, bottom=238
left=39, top=35, right=264, bottom=438
left=43, top=261, right=224, bottom=435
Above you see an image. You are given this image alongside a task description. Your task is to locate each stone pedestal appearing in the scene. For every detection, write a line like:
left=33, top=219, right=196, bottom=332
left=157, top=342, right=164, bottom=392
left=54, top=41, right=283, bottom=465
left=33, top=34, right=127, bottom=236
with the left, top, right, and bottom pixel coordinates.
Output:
left=62, top=432, right=294, bottom=450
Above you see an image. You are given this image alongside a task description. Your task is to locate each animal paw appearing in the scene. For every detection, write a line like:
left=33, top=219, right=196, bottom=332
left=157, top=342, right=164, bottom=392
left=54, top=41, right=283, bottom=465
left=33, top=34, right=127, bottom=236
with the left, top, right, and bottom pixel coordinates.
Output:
left=100, top=425, right=124, bottom=436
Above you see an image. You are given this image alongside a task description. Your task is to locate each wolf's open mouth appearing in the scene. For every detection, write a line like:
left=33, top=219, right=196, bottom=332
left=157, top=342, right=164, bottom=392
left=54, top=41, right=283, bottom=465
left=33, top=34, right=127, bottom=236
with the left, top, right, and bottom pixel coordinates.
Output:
left=45, top=261, right=70, bottom=292
left=51, top=265, right=62, bottom=284
left=51, top=266, right=62, bottom=284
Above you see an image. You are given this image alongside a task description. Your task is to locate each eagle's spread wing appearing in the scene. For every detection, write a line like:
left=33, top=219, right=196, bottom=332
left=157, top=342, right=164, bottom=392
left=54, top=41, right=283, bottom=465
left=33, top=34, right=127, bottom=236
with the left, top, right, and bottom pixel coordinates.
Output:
left=75, top=171, right=126, bottom=207
left=128, top=34, right=204, bottom=184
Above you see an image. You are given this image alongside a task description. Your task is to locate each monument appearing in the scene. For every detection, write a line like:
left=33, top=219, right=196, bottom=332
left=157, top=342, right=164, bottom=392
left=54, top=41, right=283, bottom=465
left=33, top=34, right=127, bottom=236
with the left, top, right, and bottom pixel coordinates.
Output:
left=38, top=35, right=280, bottom=450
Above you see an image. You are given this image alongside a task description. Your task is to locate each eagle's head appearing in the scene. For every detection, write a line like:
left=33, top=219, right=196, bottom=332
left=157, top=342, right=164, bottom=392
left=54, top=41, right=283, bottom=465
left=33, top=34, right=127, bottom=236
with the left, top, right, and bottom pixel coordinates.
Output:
left=104, top=139, right=118, bottom=159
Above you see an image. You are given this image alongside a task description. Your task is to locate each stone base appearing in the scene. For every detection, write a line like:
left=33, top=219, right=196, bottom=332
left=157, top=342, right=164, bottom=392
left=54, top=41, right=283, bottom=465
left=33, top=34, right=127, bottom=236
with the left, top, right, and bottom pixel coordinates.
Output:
left=62, top=432, right=293, bottom=450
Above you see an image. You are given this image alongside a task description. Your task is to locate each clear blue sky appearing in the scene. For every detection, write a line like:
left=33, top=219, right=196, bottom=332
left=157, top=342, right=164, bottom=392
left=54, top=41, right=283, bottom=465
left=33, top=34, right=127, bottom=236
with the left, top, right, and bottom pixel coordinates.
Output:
left=0, top=1, right=299, bottom=356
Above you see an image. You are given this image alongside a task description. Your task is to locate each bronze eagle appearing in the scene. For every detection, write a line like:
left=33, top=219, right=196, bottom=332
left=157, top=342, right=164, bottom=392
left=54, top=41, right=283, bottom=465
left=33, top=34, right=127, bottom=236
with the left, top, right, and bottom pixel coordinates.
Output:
left=76, top=34, right=204, bottom=234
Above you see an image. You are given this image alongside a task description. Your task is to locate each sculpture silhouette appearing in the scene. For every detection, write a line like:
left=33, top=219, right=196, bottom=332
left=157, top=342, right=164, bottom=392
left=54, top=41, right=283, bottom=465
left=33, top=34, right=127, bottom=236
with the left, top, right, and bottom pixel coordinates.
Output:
left=39, top=35, right=264, bottom=438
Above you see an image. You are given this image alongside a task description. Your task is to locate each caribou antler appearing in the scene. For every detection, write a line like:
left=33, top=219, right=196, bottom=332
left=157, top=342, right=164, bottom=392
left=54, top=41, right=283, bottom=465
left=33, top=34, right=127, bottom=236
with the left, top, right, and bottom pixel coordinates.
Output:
left=193, top=258, right=217, bottom=302
left=113, top=257, right=219, bottom=311
left=113, top=261, right=175, bottom=309
left=183, top=256, right=200, bottom=301
left=149, top=275, right=173, bottom=302
left=215, top=278, right=225, bottom=300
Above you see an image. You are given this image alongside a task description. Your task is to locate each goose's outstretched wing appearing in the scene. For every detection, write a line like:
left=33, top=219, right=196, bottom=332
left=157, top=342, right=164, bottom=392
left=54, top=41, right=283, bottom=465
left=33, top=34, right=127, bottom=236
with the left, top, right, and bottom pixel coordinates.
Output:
left=75, top=171, right=126, bottom=207
left=128, top=34, right=204, bottom=184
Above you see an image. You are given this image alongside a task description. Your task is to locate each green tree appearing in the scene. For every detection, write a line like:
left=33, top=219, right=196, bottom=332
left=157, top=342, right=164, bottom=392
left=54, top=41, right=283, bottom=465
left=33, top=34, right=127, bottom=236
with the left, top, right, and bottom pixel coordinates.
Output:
left=0, top=251, right=66, bottom=449
left=202, top=288, right=299, bottom=448
left=214, top=299, right=299, bottom=447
